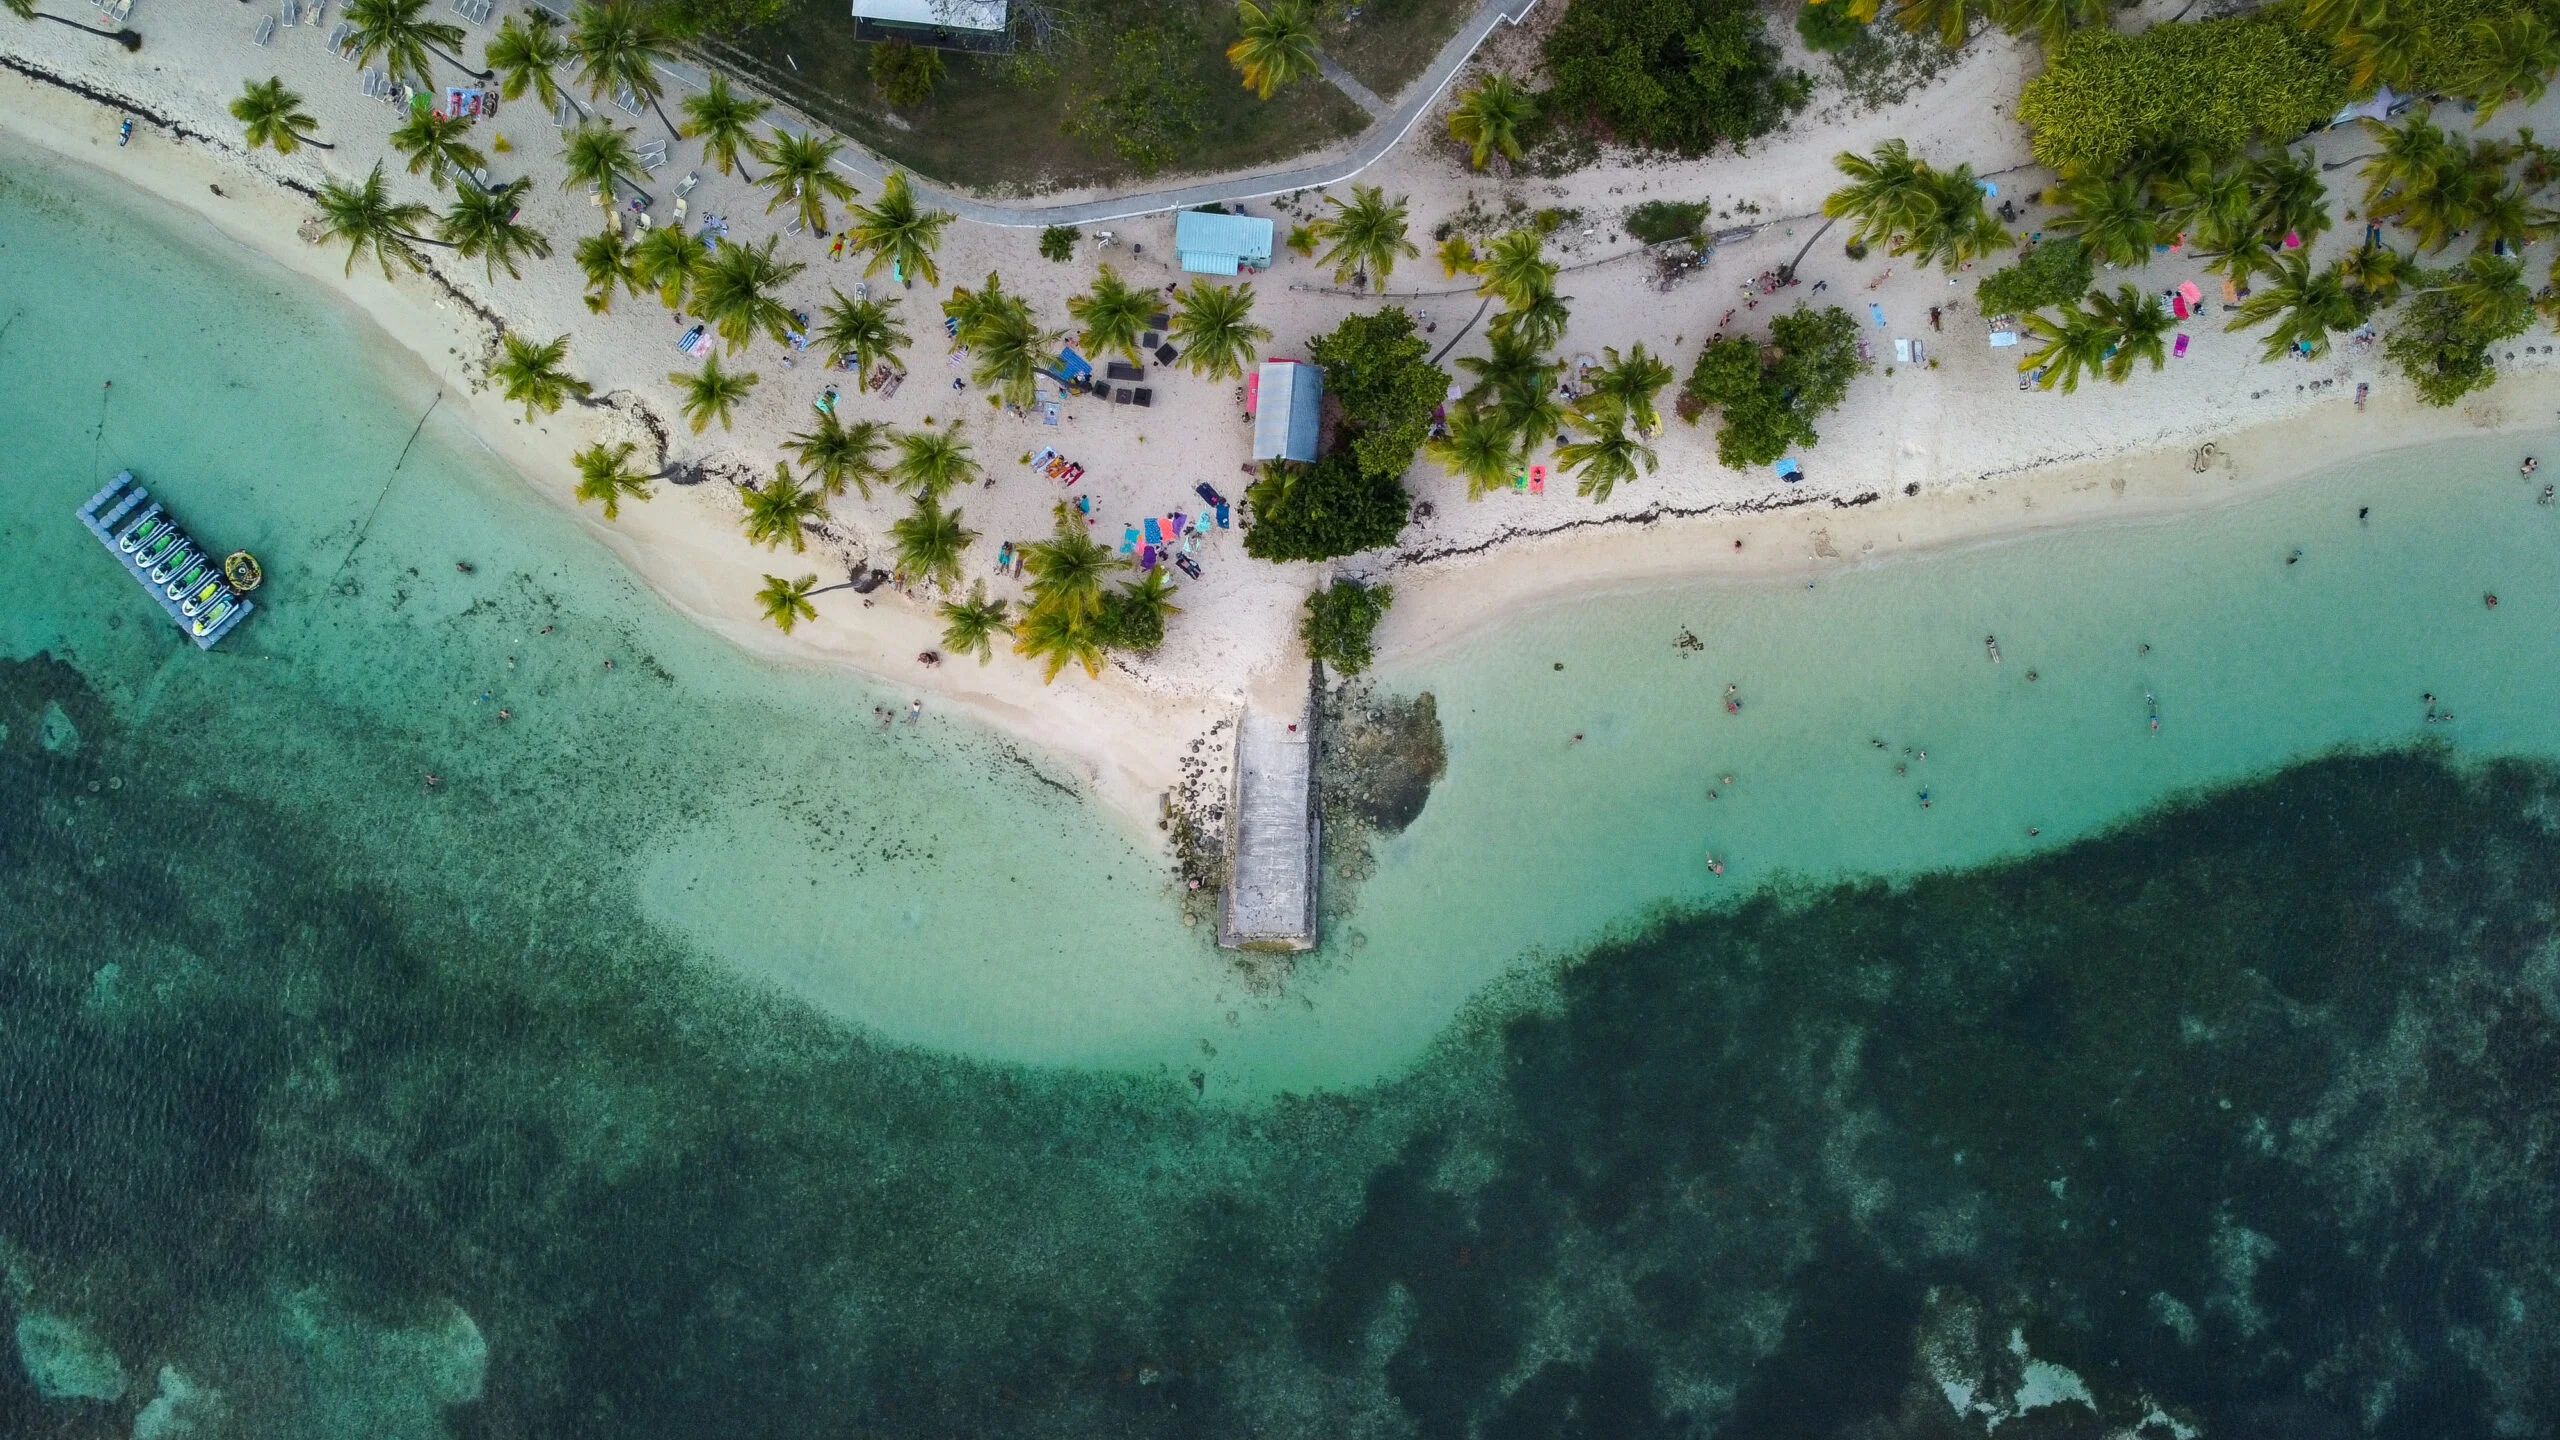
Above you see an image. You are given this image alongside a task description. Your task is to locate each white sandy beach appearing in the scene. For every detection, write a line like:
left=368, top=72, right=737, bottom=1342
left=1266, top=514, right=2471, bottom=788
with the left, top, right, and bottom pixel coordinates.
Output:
left=9, top=0, right=2560, bottom=836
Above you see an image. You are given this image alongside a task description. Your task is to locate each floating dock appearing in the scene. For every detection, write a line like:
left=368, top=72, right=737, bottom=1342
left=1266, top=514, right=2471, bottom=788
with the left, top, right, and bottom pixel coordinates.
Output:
left=78, top=472, right=256, bottom=650
left=1218, top=696, right=1319, bottom=953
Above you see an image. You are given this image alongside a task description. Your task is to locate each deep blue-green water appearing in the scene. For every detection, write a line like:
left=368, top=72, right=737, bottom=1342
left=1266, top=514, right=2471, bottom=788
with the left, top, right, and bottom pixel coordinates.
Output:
left=8, top=148, right=2560, bottom=1438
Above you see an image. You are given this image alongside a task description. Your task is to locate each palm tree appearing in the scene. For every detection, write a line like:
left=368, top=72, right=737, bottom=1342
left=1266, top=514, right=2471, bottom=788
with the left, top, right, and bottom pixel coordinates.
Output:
left=1437, top=235, right=1480, bottom=278
left=1111, top=568, right=1182, bottom=646
left=570, top=0, right=680, bottom=140
left=971, top=305, right=1063, bottom=407
left=1456, top=329, right=1543, bottom=404
left=937, top=583, right=1012, bottom=663
left=670, top=353, right=759, bottom=432
left=1555, top=402, right=1657, bottom=503
left=485, top=12, right=579, bottom=119
left=442, top=179, right=550, bottom=279
left=315, top=164, right=448, bottom=278
left=1492, top=359, right=1568, bottom=451
left=815, top=290, right=911, bottom=380
left=2087, top=285, right=2172, bottom=381
left=1448, top=72, right=1533, bottom=171
left=694, top=236, right=805, bottom=353
left=944, top=273, right=1028, bottom=346
left=575, top=225, right=641, bottom=312
left=741, top=464, right=827, bottom=552
left=2435, top=252, right=2534, bottom=334
left=1067, top=264, right=1154, bottom=363
left=2246, top=149, right=2330, bottom=252
left=2358, top=112, right=2451, bottom=223
left=1312, top=185, right=1420, bottom=288
left=2462, top=13, right=2560, bottom=121
left=2052, top=174, right=2159, bottom=268
left=2018, top=300, right=2113, bottom=392
left=490, top=333, right=588, bottom=419
left=2471, top=183, right=2539, bottom=256
left=571, top=440, right=652, bottom=519
left=2225, top=252, right=2361, bottom=361
left=756, top=128, right=858, bottom=235
left=391, top=109, right=486, bottom=192
left=1227, top=0, right=1320, bottom=99
left=1023, top=502, right=1121, bottom=621
left=1493, top=288, right=1572, bottom=352
left=841, top=170, right=954, bottom=287
left=679, top=74, right=767, bottom=182
left=890, top=423, right=979, bottom=500
left=1893, top=0, right=1993, bottom=46
left=1903, top=167, right=2010, bottom=272
left=2155, top=158, right=2254, bottom=264
left=757, top=573, right=821, bottom=634
left=1995, top=0, right=2104, bottom=43
left=233, top=78, right=329, bottom=154
left=3, top=0, right=141, bottom=49
left=348, top=0, right=484, bottom=90
left=1171, top=280, right=1270, bottom=381
left=1474, top=229, right=1557, bottom=309
left=2339, top=237, right=2410, bottom=308
left=632, top=223, right=709, bottom=310
left=1427, top=400, right=1523, bottom=500
left=560, top=121, right=644, bottom=208
left=1013, top=602, right=1108, bottom=681
left=1586, top=343, right=1674, bottom=433
left=2335, top=10, right=2435, bottom=94
left=785, top=415, right=891, bottom=498
left=1824, top=140, right=1933, bottom=252
left=890, top=495, right=977, bottom=590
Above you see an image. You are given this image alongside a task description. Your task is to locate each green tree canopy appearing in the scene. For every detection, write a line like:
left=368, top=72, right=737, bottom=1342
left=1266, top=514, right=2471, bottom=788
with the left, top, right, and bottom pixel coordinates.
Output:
left=1306, top=309, right=1451, bottom=482
left=1976, top=238, right=2094, bottom=316
left=2016, top=15, right=2347, bottom=179
left=1542, top=0, right=1805, bottom=156
left=1301, top=579, right=1393, bottom=676
left=1244, top=453, right=1410, bottom=562
left=1679, top=304, right=1864, bottom=469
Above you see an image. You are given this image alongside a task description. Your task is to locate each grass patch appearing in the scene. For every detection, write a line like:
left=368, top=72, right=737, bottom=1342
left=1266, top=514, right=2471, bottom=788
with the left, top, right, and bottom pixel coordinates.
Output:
left=711, top=0, right=1369, bottom=195
left=1626, top=199, right=1709, bottom=245
left=1315, top=0, right=1482, bottom=99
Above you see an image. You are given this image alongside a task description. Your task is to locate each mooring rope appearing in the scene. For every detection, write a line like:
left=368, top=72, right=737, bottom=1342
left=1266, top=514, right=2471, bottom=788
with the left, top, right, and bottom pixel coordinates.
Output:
left=331, top=391, right=443, bottom=585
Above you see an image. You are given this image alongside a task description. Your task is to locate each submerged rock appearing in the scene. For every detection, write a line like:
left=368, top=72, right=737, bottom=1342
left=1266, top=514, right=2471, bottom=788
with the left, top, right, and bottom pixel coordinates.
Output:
left=14, top=1311, right=129, bottom=1402
left=132, top=1365, right=226, bottom=1439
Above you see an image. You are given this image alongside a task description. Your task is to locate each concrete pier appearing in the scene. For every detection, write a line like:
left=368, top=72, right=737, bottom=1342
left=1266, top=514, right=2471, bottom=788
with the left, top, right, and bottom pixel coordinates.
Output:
left=1218, top=691, right=1318, bottom=952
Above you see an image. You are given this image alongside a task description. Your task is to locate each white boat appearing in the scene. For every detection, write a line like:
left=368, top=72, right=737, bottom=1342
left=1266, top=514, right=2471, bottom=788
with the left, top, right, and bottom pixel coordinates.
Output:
left=181, top=575, right=228, bottom=617
left=136, top=529, right=184, bottom=569
left=191, top=593, right=239, bottom=638
left=165, top=552, right=213, bottom=600
left=119, top=506, right=168, bottom=553
left=151, top=541, right=198, bottom=586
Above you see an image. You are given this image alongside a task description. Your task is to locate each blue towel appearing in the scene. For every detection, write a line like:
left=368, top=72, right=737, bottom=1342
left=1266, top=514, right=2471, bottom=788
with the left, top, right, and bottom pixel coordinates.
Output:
left=1215, top=502, right=1230, bottom=529
left=1145, top=518, right=1163, bottom=545
left=1869, top=304, right=1885, bottom=328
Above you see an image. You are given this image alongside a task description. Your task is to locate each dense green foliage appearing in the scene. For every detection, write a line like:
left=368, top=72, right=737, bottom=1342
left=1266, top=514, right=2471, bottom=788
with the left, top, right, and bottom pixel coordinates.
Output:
left=1541, top=0, right=1808, bottom=155
left=2386, top=261, right=2537, bottom=405
left=1039, top=225, right=1078, bottom=262
left=1301, top=579, right=1394, bottom=676
left=1305, top=308, right=1451, bottom=483
left=1795, top=0, right=1869, bottom=50
left=641, top=0, right=785, bottom=36
left=1975, top=238, right=2093, bottom=316
left=2016, top=16, right=2348, bottom=177
left=1680, top=304, right=1864, bottom=468
left=1245, top=453, right=1411, bottom=561
left=869, top=37, right=946, bottom=106
left=1064, top=22, right=1209, bottom=175
left=1626, top=199, right=1711, bottom=244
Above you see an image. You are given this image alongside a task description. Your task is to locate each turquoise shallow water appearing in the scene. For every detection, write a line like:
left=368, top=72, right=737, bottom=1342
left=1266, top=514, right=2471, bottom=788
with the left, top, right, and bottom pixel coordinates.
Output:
left=9, top=145, right=2560, bottom=1439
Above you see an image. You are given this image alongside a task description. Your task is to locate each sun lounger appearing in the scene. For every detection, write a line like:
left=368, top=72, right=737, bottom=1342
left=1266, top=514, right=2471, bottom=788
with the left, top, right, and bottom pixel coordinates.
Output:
left=1893, top=337, right=1912, bottom=364
left=254, top=14, right=276, bottom=45
left=613, top=83, right=643, bottom=117
left=1030, top=448, right=1057, bottom=470
left=96, top=0, right=131, bottom=22
left=361, top=67, right=382, bottom=97
left=1148, top=311, right=1169, bottom=330
left=1132, top=388, right=1152, bottom=407
left=1043, top=403, right=1059, bottom=425
left=331, top=21, right=355, bottom=55
left=1113, top=388, right=1132, bottom=405
left=456, top=0, right=494, bottom=21
left=1175, top=553, right=1202, bottom=580
left=1106, top=361, right=1144, bottom=382
left=638, top=138, right=669, bottom=171
left=282, top=0, right=301, bottom=27
left=553, top=97, right=578, bottom=129
left=1155, top=344, right=1177, bottom=366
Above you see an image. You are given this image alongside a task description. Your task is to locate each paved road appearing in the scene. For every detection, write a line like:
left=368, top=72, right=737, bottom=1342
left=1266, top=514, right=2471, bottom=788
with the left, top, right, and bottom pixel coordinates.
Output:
left=539, top=0, right=1542, bottom=229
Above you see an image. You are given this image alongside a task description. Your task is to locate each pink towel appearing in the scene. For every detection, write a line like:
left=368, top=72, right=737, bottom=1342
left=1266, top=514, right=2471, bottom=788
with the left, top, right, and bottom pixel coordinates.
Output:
left=2283, top=230, right=2302, bottom=249
left=2178, top=280, right=2204, bottom=305
left=2174, top=334, right=2190, bottom=358
left=2173, top=296, right=2190, bottom=320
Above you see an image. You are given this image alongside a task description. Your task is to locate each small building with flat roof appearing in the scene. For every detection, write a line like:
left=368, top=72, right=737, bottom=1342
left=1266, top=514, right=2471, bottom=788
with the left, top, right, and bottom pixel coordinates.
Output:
left=1175, top=210, right=1275, bottom=276
left=1253, top=360, right=1322, bottom=464
left=851, top=0, right=1010, bottom=53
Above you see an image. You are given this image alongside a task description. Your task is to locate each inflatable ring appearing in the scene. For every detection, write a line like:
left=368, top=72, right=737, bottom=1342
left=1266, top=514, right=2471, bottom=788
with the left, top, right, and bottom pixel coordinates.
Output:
left=223, top=551, right=263, bottom=591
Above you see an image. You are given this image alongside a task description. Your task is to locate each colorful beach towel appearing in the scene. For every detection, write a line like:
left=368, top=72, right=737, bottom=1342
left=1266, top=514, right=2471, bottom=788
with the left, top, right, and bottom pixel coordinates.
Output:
left=1870, top=304, right=1887, bottom=328
left=2174, top=334, right=2190, bottom=358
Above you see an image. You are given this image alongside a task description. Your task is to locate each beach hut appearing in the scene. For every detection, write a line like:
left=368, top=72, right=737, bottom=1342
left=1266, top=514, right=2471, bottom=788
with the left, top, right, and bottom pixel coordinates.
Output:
left=1176, top=211, right=1275, bottom=276
left=1253, top=360, right=1322, bottom=464
left=851, top=0, right=1011, bottom=52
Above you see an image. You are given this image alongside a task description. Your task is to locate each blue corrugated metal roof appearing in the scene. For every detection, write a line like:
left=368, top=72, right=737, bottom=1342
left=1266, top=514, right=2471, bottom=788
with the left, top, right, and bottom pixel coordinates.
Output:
left=1175, top=211, right=1273, bottom=272
left=1252, top=361, right=1322, bottom=463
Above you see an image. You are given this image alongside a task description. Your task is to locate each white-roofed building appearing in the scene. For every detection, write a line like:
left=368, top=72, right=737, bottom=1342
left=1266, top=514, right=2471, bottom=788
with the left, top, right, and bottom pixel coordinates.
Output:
left=852, top=0, right=1010, bottom=52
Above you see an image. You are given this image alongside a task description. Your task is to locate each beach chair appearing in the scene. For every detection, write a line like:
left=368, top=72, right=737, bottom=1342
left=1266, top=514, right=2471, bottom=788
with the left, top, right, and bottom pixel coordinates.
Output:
left=361, top=68, right=382, bottom=98
left=253, top=14, right=276, bottom=45
left=283, top=0, right=302, bottom=29
left=95, top=0, right=131, bottom=22
left=553, top=97, right=578, bottom=130
left=612, top=83, right=643, bottom=118
left=676, top=170, right=700, bottom=197
left=638, top=138, right=668, bottom=171
left=331, top=21, right=355, bottom=56
left=672, top=196, right=688, bottom=224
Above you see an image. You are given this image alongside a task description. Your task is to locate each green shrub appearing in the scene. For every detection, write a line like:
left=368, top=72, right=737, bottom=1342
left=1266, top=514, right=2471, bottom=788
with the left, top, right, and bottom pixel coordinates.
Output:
left=1301, top=579, right=1394, bottom=676
left=2386, top=273, right=2533, bottom=407
left=2016, top=16, right=2347, bottom=178
left=1681, top=303, right=1864, bottom=468
left=1626, top=199, right=1710, bottom=245
left=1039, top=226, right=1077, bottom=262
left=1305, top=308, right=1450, bottom=482
left=1245, top=454, right=1410, bottom=562
left=1976, top=238, right=2094, bottom=317
left=869, top=39, right=947, bottom=107
left=1542, top=0, right=1806, bottom=155
left=1795, top=0, right=1868, bottom=51
left=1093, top=588, right=1164, bottom=650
